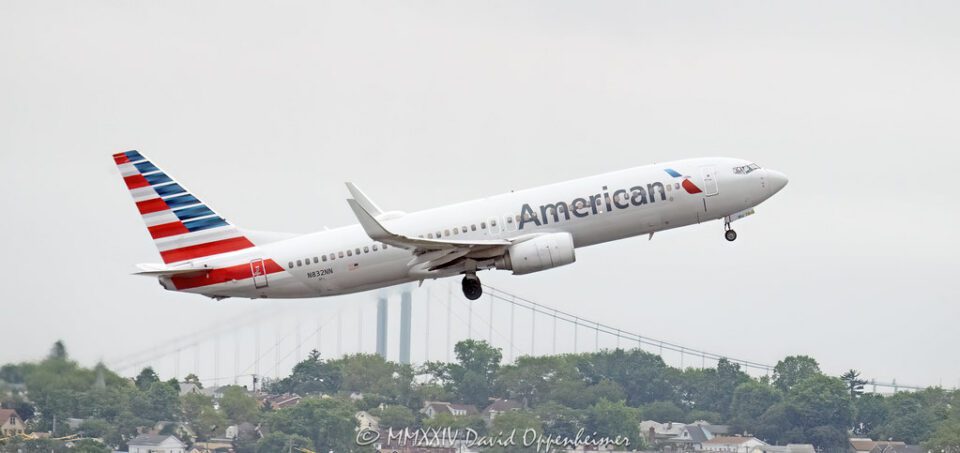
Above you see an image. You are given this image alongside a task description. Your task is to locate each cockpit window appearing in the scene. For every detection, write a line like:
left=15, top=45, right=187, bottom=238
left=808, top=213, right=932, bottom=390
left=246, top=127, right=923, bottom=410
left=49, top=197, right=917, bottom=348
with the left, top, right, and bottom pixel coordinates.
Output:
left=733, top=163, right=761, bottom=174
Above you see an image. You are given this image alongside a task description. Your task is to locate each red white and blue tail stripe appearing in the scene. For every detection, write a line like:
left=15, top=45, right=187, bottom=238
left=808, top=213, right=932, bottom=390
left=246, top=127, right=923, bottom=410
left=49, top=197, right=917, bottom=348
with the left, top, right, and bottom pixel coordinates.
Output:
left=113, top=150, right=256, bottom=264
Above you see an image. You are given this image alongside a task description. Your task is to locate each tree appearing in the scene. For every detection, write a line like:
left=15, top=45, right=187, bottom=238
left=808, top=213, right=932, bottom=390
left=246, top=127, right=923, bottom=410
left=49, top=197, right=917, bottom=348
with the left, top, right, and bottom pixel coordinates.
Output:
left=586, top=399, right=643, bottom=450
left=923, top=419, right=960, bottom=453
left=374, top=405, right=417, bottom=429
left=270, top=350, right=341, bottom=395
left=262, top=397, right=357, bottom=453
left=535, top=402, right=585, bottom=439
left=220, top=386, right=259, bottom=425
left=423, top=412, right=487, bottom=434
left=183, top=373, right=203, bottom=389
left=135, top=367, right=160, bottom=391
left=496, top=355, right=579, bottom=407
left=434, top=340, right=502, bottom=407
left=640, top=401, right=684, bottom=422
left=772, top=356, right=821, bottom=392
left=840, top=370, right=867, bottom=397
left=49, top=340, right=68, bottom=360
left=256, top=432, right=315, bottom=453
left=785, top=375, right=854, bottom=450
left=853, top=393, right=888, bottom=436
left=181, top=392, right=228, bottom=441
left=729, top=381, right=782, bottom=433
left=487, top=410, right=543, bottom=453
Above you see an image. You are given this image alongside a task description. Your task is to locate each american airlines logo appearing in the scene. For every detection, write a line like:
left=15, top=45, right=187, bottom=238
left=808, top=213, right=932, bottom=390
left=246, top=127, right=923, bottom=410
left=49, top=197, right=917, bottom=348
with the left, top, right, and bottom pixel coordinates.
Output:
left=518, top=168, right=701, bottom=230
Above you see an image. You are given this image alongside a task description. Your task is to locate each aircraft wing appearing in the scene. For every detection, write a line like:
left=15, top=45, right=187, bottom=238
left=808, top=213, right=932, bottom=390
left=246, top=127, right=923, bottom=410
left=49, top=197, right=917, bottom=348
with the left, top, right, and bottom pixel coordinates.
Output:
left=347, top=198, right=511, bottom=251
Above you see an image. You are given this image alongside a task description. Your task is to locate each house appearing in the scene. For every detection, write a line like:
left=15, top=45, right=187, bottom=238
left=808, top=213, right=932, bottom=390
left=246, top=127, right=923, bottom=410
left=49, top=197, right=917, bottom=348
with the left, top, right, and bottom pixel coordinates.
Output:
left=702, top=436, right=767, bottom=453
left=0, top=409, right=26, bottom=436
left=178, top=382, right=202, bottom=397
left=481, top=398, right=523, bottom=425
left=850, top=438, right=922, bottom=453
left=756, top=444, right=816, bottom=453
left=356, top=411, right=380, bottom=431
left=127, top=434, right=187, bottom=453
left=421, top=401, right=479, bottom=419
left=640, top=420, right=688, bottom=446
left=261, top=393, right=302, bottom=409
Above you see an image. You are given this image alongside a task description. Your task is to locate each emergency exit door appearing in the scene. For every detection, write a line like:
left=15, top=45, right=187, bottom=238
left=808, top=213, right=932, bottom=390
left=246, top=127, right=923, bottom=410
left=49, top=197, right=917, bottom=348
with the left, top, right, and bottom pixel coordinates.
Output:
left=701, top=166, right=719, bottom=196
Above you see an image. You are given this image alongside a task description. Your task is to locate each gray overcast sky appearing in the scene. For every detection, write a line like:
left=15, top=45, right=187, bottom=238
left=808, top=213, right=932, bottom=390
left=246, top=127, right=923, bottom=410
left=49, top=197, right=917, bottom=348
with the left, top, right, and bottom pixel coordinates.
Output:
left=1, top=1, right=958, bottom=387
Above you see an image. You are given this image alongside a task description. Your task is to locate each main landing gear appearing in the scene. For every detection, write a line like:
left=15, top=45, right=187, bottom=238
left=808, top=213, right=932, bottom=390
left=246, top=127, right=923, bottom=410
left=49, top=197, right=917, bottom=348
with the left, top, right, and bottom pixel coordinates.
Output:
left=462, top=274, right=483, bottom=300
left=724, top=222, right=738, bottom=242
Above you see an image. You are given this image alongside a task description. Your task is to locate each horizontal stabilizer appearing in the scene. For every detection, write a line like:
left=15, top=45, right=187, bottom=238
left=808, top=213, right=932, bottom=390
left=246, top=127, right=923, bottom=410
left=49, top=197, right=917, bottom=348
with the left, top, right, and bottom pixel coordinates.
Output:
left=133, top=263, right=207, bottom=277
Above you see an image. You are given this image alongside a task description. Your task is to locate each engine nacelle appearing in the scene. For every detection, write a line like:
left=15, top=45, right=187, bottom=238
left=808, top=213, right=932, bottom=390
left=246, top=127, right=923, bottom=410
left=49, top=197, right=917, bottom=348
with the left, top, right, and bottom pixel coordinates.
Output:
left=496, top=232, right=576, bottom=275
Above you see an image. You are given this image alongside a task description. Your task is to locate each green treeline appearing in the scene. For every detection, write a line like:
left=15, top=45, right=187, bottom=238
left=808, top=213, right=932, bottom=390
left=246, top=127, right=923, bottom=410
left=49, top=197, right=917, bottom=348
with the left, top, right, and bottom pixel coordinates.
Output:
left=1, top=340, right=959, bottom=453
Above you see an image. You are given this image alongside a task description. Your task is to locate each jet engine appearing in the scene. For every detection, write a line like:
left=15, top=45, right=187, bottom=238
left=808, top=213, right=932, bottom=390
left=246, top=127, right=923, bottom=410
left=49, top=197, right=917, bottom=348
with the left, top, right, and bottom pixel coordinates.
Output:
left=495, top=232, right=576, bottom=275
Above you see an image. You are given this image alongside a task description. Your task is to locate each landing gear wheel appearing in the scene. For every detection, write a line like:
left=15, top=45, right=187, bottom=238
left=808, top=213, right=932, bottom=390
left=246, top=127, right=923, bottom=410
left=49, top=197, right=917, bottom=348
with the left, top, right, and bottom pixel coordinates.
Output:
left=725, top=229, right=738, bottom=242
left=461, top=274, right=483, bottom=300
left=462, top=274, right=483, bottom=300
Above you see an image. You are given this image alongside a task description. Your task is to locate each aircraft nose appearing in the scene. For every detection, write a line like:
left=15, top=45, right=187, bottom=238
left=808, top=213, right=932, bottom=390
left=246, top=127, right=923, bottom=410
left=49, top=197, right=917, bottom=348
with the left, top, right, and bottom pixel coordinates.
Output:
left=765, top=169, right=789, bottom=195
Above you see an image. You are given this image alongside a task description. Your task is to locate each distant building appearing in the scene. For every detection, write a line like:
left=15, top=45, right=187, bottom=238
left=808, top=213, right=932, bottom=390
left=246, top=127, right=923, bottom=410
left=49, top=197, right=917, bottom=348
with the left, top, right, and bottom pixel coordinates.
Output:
left=421, top=401, right=479, bottom=419
left=0, top=409, right=26, bottom=436
left=850, top=438, right=922, bottom=453
left=178, top=382, right=202, bottom=397
left=481, top=398, right=523, bottom=425
left=356, top=411, right=380, bottom=432
left=702, top=436, right=767, bottom=453
left=261, top=393, right=302, bottom=409
left=127, top=434, right=186, bottom=453
left=755, top=444, right=816, bottom=453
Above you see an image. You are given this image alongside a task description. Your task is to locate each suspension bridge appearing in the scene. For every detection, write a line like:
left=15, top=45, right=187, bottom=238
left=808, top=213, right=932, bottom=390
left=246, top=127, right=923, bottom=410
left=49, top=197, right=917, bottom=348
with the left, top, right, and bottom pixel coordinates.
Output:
left=106, top=281, right=932, bottom=394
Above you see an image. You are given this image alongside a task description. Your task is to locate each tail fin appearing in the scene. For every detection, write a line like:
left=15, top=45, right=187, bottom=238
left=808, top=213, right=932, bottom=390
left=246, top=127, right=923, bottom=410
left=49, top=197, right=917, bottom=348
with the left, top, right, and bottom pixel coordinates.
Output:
left=113, top=150, right=255, bottom=264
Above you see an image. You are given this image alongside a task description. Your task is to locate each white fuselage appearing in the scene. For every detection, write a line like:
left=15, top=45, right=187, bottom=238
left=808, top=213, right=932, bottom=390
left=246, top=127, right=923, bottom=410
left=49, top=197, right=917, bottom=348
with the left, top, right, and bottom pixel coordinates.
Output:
left=159, top=157, right=786, bottom=299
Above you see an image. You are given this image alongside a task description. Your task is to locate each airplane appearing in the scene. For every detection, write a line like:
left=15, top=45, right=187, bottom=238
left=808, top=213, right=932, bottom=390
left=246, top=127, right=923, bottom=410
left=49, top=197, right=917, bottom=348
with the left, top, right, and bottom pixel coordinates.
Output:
left=114, top=151, right=787, bottom=300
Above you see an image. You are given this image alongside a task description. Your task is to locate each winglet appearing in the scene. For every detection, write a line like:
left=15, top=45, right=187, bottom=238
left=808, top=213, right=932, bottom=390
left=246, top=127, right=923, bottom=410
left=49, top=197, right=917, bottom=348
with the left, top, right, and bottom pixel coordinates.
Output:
left=347, top=198, right=392, bottom=242
left=346, top=183, right=383, bottom=217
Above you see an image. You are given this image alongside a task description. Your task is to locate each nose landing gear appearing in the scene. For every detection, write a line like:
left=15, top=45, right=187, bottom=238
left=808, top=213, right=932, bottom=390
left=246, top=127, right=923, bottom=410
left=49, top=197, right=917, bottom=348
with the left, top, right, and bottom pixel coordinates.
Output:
left=462, top=274, right=483, bottom=300
left=724, top=222, right=737, bottom=242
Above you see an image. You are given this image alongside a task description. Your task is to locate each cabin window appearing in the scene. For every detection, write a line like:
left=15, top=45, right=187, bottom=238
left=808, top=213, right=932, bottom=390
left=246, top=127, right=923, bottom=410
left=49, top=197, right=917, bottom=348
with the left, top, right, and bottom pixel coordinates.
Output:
left=373, top=244, right=378, bottom=251
left=338, top=251, right=344, bottom=258
left=481, top=222, right=486, bottom=229
left=675, top=183, right=681, bottom=190
left=435, top=231, right=441, bottom=237
left=296, top=260, right=302, bottom=267
left=322, top=255, right=327, bottom=262
left=363, top=246, right=369, bottom=253
left=288, top=262, right=294, bottom=269
left=428, top=233, right=434, bottom=238
left=444, top=229, right=450, bottom=237
left=471, top=224, right=477, bottom=231
left=506, top=217, right=513, bottom=224
left=491, top=219, right=497, bottom=227
left=313, top=257, right=319, bottom=264
left=462, top=225, right=467, bottom=232
left=383, top=244, right=388, bottom=249
left=355, top=248, right=361, bottom=255
left=666, top=183, right=672, bottom=192
left=453, top=227, right=459, bottom=234
left=346, top=250, right=353, bottom=257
